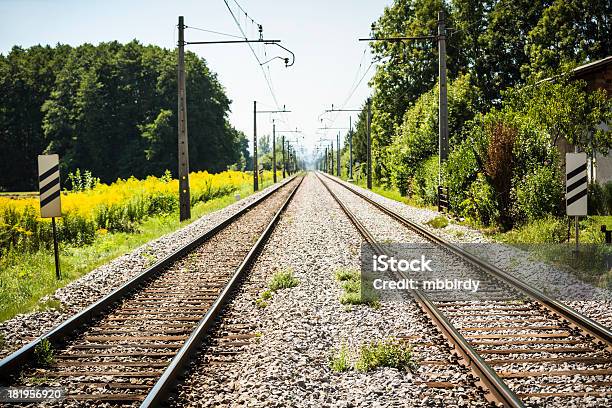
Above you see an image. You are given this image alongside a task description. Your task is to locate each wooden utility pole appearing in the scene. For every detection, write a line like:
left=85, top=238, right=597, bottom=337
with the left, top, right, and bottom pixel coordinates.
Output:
left=253, top=101, right=258, bottom=191
left=177, top=16, right=191, bottom=221
left=438, top=11, right=449, bottom=176
left=366, top=98, right=372, bottom=189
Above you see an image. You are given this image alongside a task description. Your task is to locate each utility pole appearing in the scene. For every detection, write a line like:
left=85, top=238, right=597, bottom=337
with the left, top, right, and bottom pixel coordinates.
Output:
left=282, top=135, right=286, bottom=178
left=253, top=101, right=258, bottom=191
left=177, top=16, right=191, bottom=221
left=367, top=98, right=372, bottom=189
left=337, top=132, right=341, bottom=177
left=438, top=11, right=448, bottom=176
left=272, top=119, right=277, bottom=183
left=324, top=147, right=328, bottom=173
left=349, top=116, right=353, bottom=181
left=330, top=143, right=334, bottom=175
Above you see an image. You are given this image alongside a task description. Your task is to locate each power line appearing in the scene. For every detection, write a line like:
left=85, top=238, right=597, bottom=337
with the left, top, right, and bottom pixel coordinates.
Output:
left=185, top=25, right=244, bottom=39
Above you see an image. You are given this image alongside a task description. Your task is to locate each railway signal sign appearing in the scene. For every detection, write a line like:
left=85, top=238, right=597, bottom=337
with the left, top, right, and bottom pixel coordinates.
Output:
left=38, top=154, right=62, bottom=279
left=566, top=153, right=588, bottom=216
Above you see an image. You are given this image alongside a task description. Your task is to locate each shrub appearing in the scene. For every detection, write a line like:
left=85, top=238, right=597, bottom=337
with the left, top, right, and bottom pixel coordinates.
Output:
left=444, top=140, right=478, bottom=213
left=461, top=174, right=499, bottom=226
left=513, top=166, right=563, bottom=222
left=498, top=214, right=567, bottom=244
left=410, top=155, right=439, bottom=205
left=34, top=339, right=54, bottom=366
left=588, top=182, right=607, bottom=215
left=604, top=181, right=612, bottom=215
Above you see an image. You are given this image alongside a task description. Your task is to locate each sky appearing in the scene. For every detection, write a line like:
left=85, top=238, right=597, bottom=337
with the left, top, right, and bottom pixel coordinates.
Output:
left=0, top=0, right=392, bottom=160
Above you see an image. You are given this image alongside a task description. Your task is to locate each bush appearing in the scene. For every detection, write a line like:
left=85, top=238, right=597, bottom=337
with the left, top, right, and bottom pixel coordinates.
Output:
left=461, top=174, right=499, bottom=226
left=514, top=165, right=563, bottom=222
left=604, top=182, right=612, bottom=215
left=588, top=182, right=607, bottom=215
left=410, top=155, right=439, bottom=205
left=498, top=215, right=567, bottom=244
left=444, top=140, right=478, bottom=213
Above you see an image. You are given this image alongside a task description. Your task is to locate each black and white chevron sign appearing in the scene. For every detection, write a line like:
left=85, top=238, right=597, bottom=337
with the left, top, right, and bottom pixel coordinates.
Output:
left=566, top=152, right=588, bottom=216
left=38, top=154, right=62, bottom=218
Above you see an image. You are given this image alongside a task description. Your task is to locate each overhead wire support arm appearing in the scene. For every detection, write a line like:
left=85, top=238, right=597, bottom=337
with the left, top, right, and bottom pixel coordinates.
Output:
left=184, top=39, right=281, bottom=45
left=358, top=35, right=435, bottom=42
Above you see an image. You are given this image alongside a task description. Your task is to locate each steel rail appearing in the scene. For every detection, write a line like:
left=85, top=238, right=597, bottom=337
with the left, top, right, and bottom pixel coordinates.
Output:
left=141, top=176, right=303, bottom=407
left=318, top=172, right=612, bottom=348
left=0, top=176, right=296, bottom=383
left=315, top=172, right=525, bottom=408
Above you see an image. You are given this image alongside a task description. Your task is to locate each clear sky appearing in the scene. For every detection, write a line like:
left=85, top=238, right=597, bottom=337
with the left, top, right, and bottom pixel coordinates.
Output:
left=0, top=0, right=391, bottom=159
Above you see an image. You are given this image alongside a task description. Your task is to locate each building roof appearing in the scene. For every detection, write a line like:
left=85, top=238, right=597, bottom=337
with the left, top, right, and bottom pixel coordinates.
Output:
left=571, top=56, right=612, bottom=78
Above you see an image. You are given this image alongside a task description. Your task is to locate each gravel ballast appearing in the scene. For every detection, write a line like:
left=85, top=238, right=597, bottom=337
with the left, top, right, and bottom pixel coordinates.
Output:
left=172, top=173, right=489, bottom=407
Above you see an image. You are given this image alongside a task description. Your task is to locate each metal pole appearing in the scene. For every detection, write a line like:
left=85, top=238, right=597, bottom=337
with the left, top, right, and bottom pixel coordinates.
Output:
left=337, top=132, right=341, bottom=177
left=177, top=16, right=191, bottom=221
left=253, top=101, right=258, bottom=191
left=367, top=98, right=372, bottom=189
left=349, top=116, right=353, bottom=181
left=575, top=145, right=579, bottom=254
left=325, top=147, right=328, bottom=173
left=438, top=10, right=449, bottom=184
left=51, top=217, right=61, bottom=279
left=282, top=135, right=286, bottom=178
left=272, top=120, right=277, bottom=183
left=331, top=143, right=334, bottom=175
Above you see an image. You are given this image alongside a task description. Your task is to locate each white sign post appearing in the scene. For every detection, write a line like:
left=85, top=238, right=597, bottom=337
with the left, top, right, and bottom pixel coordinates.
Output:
left=38, top=154, right=62, bottom=279
left=566, top=152, right=588, bottom=254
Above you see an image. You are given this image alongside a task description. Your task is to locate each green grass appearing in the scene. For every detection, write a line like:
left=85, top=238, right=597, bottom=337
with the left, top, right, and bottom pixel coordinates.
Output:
left=354, top=339, right=416, bottom=372
left=494, top=215, right=612, bottom=289
left=335, top=268, right=380, bottom=308
left=33, top=338, right=54, bottom=366
left=268, top=269, right=300, bottom=291
left=0, top=178, right=280, bottom=322
left=343, top=176, right=436, bottom=210
left=425, top=215, right=449, bottom=229
left=330, top=345, right=351, bottom=372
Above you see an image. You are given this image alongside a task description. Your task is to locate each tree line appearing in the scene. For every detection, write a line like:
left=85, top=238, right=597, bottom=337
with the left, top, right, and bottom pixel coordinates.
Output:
left=0, top=41, right=251, bottom=191
left=339, top=0, right=611, bottom=230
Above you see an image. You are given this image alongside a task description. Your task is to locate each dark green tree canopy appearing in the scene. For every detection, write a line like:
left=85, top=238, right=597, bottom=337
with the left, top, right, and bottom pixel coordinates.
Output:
left=0, top=41, right=249, bottom=191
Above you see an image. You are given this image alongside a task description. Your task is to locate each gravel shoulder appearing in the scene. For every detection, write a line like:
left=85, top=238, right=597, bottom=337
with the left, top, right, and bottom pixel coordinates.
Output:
left=0, top=179, right=292, bottom=359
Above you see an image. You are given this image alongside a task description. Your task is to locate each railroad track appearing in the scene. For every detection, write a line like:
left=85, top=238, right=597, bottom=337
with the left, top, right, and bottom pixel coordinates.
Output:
left=316, top=172, right=612, bottom=408
left=0, top=176, right=303, bottom=407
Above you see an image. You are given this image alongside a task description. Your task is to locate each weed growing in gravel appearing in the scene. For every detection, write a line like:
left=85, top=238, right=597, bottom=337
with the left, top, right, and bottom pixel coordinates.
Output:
left=330, top=345, right=351, bottom=372
left=335, top=269, right=359, bottom=282
left=355, top=339, right=416, bottom=372
left=426, top=215, right=449, bottom=229
left=335, top=268, right=380, bottom=308
left=21, top=374, right=50, bottom=385
left=36, top=298, right=63, bottom=312
left=255, top=289, right=273, bottom=309
left=269, top=269, right=299, bottom=291
left=34, top=339, right=54, bottom=366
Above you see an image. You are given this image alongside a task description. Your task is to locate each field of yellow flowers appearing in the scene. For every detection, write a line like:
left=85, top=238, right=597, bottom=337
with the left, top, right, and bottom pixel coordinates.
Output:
left=0, top=170, right=276, bottom=321
left=0, top=170, right=259, bottom=254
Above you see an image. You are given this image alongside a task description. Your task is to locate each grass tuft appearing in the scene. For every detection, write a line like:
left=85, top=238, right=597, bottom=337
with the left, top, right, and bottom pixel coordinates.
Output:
left=330, top=345, right=351, bottom=372
left=34, top=338, right=54, bottom=366
left=269, top=269, right=299, bottom=291
left=335, top=269, right=360, bottom=282
left=426, top=215, right=449, bottom=229
left=336, top=268, right=380, bottom=308
left=354, top=339, right=416, bottom=372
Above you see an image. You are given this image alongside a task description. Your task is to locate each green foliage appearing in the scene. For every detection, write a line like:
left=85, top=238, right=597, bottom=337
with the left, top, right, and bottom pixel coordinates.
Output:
left=603, top=182, right=612, bottom=215
left=461, top=174, right=499, bottom=226
left=354, top=339, right=416, bottom=372
left=66, top=169, right=100, bottom=192
left=0, top=42, right=249, bottom=191
left=330, top=345, right=351, bottom=372
left=410, top=155, right=439, bottom=205
left=588, top=182, right=607, bottom=216
left=335, top=269, right=360, bottom=282
left=426, top=215, right=448, bottom=229
left=336, top=269, right=380, bottom=308
left=34, top=339, right=54, bottom=366
left=268, top=270, right=299, bottom=291
left=513, top=166, right=563, bottom=222
left=497, top=214, right=567, bottom=244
